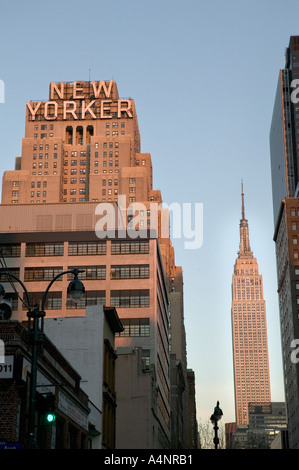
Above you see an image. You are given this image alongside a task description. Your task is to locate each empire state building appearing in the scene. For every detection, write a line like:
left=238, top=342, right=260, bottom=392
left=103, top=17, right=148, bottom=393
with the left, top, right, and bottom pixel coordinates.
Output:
left=231, top=185, right=271, bottom=426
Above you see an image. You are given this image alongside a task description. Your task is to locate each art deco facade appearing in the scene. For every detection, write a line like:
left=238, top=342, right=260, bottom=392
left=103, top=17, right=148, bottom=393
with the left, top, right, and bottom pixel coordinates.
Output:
left=270, top=36, right=299, bottom=448
left=231, top=187, right=271, bottom=426
left=273, top=198, right=299, bottom=448
left=0, top=80, right=191, bottom=448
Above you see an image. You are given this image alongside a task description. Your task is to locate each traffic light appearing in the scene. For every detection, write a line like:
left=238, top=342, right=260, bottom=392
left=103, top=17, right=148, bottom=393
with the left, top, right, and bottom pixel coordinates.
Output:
left=42, top=394, right=56, bottom=425
left=46, top=411, right=56, bottom=423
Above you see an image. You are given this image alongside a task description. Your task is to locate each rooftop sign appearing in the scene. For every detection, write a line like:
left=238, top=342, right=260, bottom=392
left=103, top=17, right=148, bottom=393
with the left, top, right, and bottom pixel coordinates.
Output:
left=26, top=80, right=133, bottom=121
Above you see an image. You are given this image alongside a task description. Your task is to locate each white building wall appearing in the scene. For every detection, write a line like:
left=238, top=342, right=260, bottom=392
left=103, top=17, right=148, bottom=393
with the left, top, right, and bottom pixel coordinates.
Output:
left=44, top=305, right=104, bottom=448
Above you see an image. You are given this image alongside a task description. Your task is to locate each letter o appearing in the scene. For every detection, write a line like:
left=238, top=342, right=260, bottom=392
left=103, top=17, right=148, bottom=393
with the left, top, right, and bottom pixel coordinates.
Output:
left=44, top=101, right=58, bottom=120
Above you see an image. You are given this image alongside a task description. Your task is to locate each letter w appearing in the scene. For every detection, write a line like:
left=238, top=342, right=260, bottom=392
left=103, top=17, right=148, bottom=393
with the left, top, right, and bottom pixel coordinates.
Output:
left=92, top=80, right=113, bottom=98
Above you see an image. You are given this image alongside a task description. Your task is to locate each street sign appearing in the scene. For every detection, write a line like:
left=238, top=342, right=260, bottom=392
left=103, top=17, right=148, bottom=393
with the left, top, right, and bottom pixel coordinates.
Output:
left=0, top=440, right=21, bottom=449
left=0, top=355, right=14, bottom=379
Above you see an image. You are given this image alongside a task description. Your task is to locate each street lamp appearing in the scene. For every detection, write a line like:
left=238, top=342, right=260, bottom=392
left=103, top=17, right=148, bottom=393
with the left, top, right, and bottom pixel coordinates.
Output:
left=0, top=267, right=85, bottom=448
left=210, top=401, right=223, bottom=449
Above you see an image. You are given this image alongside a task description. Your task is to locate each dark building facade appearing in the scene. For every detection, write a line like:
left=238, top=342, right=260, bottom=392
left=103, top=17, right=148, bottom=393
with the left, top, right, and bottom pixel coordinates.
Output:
left=0, top=321, right=89, bottom=449
left=270, top=36, right=299, bottom=449
left=270, top=36, right=299, bottom=224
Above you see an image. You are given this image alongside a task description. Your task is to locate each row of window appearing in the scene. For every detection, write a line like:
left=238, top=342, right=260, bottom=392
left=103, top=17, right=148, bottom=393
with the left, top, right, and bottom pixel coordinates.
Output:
left=16, top=289, right=150, bottom=310
left=33, top=153, right=58, bottom=160
left=0, top=240, right=150, bottom=257
left=106, top=122, right=125, bottom=129
left=32, top=143, right=58, bottom=150
left=33, top=162, right=57, bottom=169
left=34, top=124, right=54, bottom=131
left=19, top=265, right=150, bottom=281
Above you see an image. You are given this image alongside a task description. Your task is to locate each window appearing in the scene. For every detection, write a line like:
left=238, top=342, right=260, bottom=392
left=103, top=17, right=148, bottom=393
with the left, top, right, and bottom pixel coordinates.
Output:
left=0, top=268, right=20, bottom=281
left=111, top=265, right=149, bottom=279
left=23, top=291, right=62, bottom=310
left=116, top=318, right=150, bottom=337
left=68, top=241, right=106, bottom=256
left=67, top=290, right=105, bottom=309
left=25, top=243, right=63, bottom=256
left=110, top=290, right=150, bottom=308
left=111, top=240, right=149, bottom=254
left=24, top=267, right=63, bottom=281
left=0, top=244, right=21, bottom=257
left=68, top=265, right=106, bottom=280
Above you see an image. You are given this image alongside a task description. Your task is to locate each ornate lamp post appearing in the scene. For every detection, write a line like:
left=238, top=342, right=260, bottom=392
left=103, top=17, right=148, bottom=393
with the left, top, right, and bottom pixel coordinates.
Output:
left=210, top=401, right=223, bottom=449
left=0, top=268, right=85, bottom=448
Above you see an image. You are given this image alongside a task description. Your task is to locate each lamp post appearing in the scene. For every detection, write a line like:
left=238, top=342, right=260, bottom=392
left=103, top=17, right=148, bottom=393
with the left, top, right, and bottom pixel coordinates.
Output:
left=0, top=267, right=85, bottom=449
left=210, top=401, right=223, bottom=449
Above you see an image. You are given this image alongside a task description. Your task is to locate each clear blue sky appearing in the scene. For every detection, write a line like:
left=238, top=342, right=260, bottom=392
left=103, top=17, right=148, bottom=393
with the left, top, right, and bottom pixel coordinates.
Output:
left=0, top=0, right=298, bottom=426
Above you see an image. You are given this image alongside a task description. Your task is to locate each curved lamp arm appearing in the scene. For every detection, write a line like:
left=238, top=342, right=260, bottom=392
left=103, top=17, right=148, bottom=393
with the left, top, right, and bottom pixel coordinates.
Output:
left=0, top=269, right=32, bottom=312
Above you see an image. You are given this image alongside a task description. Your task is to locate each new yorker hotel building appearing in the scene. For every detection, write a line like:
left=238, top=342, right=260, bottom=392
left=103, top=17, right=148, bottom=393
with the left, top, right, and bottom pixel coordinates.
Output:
left=0, top=80, right=187, bottom=449
left=2, top=80, right=142, bottom=205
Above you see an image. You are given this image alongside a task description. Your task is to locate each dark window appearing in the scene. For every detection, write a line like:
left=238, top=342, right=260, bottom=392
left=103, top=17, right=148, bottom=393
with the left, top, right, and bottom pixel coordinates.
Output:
left=25, top=243, right=64, bottom=257
left=23, top=291, right=62, bottom=310
left=111, top=265, right=149, bottom=279
left=68, top=241, right=106, bottom=256
left=0, top=244, right=21, bottom=257
left=111, top=240, right=149, bottom=255
left=68, top=266, right=106, bottom=280
left=24, top=267, right=63, bottom=281
left=110, top=289, right=150, bottom=308
left=67, top=290, right=105, bottom=309
left=116, top=318, right=150, bottom=337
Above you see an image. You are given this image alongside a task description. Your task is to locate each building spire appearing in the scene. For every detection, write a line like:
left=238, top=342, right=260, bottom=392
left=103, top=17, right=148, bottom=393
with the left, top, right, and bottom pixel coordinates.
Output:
left=239, top=181, right=252, bottom=257
left=241, top=179, right=245, bottom=220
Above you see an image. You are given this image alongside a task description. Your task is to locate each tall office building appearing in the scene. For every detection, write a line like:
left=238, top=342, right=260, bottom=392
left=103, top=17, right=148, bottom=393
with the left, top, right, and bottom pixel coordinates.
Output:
left=0, top=80, right=190, bottom=448
left=270, top=36, right=299, bottom=448
left=231, top=186, right=271, bottom=426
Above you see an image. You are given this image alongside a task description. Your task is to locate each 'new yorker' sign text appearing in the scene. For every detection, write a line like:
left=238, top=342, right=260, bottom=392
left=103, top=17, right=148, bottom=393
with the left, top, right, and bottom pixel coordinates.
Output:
left=26, top=81, right=133, bottom=121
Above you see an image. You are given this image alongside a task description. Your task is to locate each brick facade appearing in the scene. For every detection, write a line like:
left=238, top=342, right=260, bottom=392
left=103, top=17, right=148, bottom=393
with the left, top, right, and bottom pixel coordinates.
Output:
left=0, top=321, right=89, bottom=448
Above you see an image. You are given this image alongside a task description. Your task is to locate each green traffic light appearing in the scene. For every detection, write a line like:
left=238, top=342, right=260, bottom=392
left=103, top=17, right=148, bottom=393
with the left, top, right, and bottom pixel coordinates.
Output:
left=46, top=413, right=56, bottom=423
